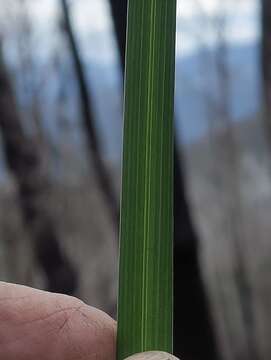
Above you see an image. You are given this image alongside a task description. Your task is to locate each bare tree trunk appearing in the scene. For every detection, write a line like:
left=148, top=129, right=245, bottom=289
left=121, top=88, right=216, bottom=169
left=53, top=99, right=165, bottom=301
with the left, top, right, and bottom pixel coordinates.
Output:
left=0, top=46, right=77, bottom=295
left=215, top=11, right=259, bottom=360
left=261, top=0, right=271, bottom=139
left=108, top=1, right=219, bottom=359
left=173, top=149, right=219, bottom=360
left=262, top=0, right=271, bottom=107
left=60, top=0, right=119, bottom=227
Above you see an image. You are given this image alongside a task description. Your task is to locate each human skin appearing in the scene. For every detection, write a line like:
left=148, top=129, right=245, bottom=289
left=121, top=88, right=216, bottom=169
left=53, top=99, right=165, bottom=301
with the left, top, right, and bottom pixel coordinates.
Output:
left=0, top=282, right=179, bottom=360
left=0, top=281, right=116, bottom=360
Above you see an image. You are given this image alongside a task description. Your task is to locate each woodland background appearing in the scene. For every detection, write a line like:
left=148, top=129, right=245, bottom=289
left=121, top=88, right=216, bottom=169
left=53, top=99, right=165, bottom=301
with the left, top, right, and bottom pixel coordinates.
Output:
left=0, top=1, right=271, bottom=360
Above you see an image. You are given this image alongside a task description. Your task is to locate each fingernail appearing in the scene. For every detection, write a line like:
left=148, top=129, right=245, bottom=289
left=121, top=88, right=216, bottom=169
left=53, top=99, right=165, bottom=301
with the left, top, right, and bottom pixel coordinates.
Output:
left=125, top=351, right=179, bottom=360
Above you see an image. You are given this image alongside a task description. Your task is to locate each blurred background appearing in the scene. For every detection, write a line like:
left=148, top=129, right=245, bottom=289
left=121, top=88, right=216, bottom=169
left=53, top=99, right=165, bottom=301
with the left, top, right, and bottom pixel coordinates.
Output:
left=0, top=0, right=270, bottom=360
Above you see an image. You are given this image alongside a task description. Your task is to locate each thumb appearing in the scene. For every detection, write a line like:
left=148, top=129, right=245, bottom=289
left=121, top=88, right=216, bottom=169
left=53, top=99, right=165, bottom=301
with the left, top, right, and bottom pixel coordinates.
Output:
left=125, top=351, right=179, bottom=360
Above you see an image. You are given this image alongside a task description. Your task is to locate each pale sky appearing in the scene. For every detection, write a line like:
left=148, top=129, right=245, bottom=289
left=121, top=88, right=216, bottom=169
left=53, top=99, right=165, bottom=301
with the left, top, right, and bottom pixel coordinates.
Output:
left=22, top=0, right=259, bottom=62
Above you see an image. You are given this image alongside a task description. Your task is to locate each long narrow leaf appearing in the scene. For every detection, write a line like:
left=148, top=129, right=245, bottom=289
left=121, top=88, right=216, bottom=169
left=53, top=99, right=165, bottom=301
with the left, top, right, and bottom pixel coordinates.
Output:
left=117, top=1, right=177, bottom=359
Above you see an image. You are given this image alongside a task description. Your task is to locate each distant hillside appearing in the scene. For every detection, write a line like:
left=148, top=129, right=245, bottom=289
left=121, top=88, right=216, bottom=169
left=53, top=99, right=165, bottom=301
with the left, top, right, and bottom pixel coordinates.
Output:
left=176, top=42, right=262, bottom=143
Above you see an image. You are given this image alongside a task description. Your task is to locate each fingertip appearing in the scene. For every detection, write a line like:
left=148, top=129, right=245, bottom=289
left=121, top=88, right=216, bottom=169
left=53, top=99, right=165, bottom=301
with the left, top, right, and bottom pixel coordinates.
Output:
left=62, top=301, right=116, bottom=360
left=0, top=282, right=117, bottom=360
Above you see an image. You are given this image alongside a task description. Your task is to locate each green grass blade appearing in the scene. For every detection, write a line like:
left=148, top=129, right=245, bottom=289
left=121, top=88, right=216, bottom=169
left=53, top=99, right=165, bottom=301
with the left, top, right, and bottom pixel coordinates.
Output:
left=117, top=1, right=177, bottom=359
